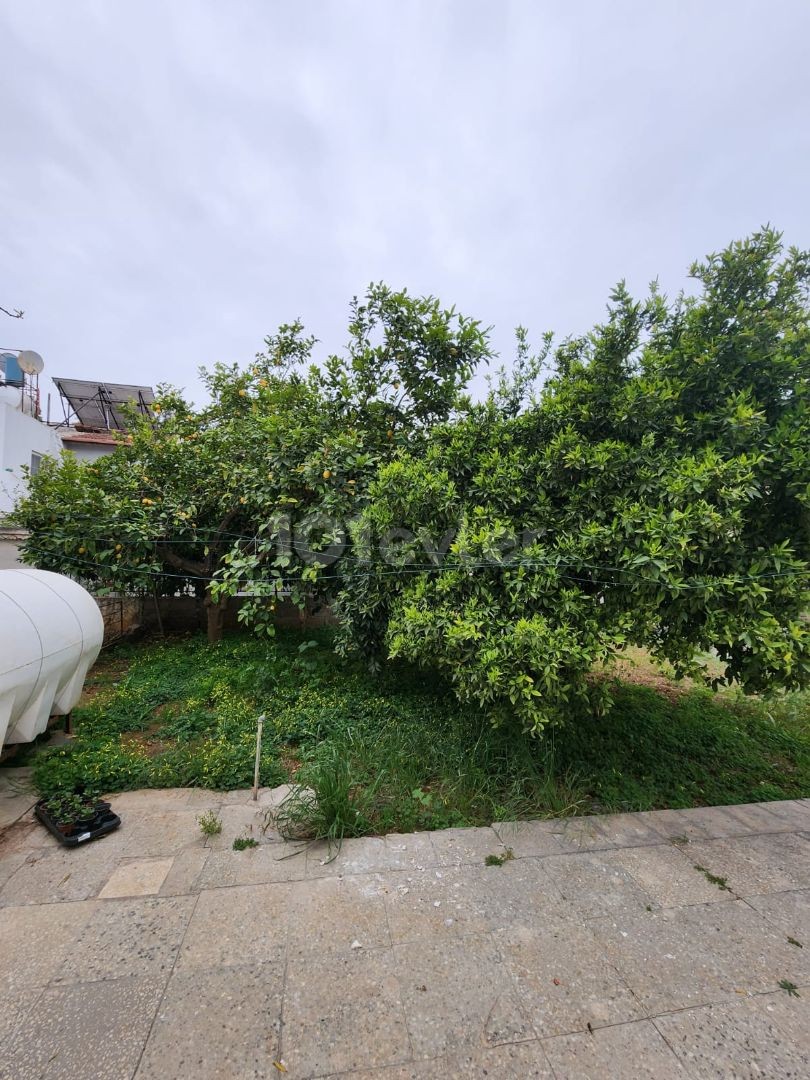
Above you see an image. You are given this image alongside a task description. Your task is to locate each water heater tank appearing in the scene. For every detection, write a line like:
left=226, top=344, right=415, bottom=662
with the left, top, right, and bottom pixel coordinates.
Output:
left=0, top=569, right=104, bottom=746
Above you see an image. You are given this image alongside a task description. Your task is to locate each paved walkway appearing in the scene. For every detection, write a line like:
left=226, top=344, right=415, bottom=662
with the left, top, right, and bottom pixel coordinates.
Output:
left=0, top=790, right=809, bottom=1078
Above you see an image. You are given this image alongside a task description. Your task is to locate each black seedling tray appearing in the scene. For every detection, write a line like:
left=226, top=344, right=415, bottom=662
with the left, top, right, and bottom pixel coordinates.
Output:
left=34, top=799, right=121, bottom=847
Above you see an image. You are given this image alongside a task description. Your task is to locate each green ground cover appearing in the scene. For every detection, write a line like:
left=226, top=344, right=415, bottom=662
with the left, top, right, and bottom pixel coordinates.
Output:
left=19, top=630, right=810, bottom=836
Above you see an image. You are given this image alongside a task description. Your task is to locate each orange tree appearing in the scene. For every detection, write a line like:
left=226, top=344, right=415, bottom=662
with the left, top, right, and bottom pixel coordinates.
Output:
left=14, top=285, right=490, bottom=641
left=335, top=230, right=810, bottom=730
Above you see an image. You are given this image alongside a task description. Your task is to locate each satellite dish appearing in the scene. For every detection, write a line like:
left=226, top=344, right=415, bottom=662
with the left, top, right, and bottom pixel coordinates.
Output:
left=16, top=350, right=44, bottom=375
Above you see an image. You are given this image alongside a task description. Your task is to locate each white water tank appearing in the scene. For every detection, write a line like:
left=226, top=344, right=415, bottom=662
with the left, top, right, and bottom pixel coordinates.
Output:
left=0, top=569, right=104, bottom=746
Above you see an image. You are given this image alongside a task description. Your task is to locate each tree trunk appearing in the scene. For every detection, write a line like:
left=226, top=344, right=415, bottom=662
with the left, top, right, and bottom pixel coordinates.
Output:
left=204, top=589, right=227, bottom=644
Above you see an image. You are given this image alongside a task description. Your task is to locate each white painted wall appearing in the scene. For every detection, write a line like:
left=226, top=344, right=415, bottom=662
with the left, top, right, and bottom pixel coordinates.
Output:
left=0, top=536, right=23, bottom=569
left=61, top=440, right=115, bottom=463
left=0, top=395, right=63, bottom=515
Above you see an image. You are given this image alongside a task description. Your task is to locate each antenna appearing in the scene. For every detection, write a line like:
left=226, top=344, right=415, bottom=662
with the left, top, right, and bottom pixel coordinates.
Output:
left=16, top=350, right=44, bottom=375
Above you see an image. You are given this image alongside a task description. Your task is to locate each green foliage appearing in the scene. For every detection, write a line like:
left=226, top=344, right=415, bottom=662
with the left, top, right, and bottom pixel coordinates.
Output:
left=484, top=849, right=515, bottom=867
left=197, top=810, right=222, bottom=836
left=336, top=229, right=810, bottom=731
left=27, top=632, right=810, bottom=830
left=272, top=742, right=381, bottom=851
left=694, top=864, right=732, bottom=891
left=43, top=791, right=98, bottom=823
left=14, top=286, right=490, bottom=642
left=232, top=836, right=259, bottom=850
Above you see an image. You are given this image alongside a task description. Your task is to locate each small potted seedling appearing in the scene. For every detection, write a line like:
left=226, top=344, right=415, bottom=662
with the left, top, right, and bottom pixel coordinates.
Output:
left=35, top=789, right=120, bottom=846
left=47, top=792, right=98, bottom=835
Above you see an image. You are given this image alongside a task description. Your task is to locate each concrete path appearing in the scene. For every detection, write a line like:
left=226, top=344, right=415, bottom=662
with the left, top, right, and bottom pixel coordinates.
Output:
left=0, top=791, right=809, bottom=1078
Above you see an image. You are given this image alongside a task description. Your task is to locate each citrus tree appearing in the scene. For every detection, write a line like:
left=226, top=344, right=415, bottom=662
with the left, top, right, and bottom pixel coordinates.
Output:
left=335, top=230, right=810, bottom=730
left=14, top=285, right=490, bottom=641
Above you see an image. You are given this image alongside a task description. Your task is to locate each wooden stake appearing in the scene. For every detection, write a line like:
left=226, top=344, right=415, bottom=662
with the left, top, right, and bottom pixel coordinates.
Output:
left=252, top=714, right=265, bottom=801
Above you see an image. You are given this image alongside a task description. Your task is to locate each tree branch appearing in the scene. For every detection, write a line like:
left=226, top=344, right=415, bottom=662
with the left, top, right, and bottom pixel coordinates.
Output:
left=162, top=546, right=207, bottom=578
left=1, top=305, right=24, bottom=319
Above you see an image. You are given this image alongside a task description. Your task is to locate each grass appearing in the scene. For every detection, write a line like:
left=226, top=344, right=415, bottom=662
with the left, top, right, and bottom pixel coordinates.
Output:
left=232, top=836, right=259, bottom=851
left=693, top=864, right=732, bottom=892
left=13, top=629, right=810, bottom=838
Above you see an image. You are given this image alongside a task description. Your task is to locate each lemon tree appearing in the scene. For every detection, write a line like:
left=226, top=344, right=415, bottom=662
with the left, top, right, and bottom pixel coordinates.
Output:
left=15, top=285, right=489, bottom=641
left=336, top=230, right=810, bottom=730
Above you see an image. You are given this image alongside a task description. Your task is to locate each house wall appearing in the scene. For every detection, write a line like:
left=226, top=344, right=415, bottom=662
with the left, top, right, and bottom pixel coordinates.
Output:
left=61, top=440, right=115, bottom=462
left=0, top=397, right=63, bottom=515
left=0, top=534, right=23, bottom=569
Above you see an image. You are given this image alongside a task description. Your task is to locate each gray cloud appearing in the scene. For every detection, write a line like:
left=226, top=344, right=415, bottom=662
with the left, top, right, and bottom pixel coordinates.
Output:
left=2, top=0, right=809, bottom=410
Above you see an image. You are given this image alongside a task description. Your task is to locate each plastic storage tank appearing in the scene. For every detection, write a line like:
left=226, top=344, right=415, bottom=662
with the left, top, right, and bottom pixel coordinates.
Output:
left=0, top=569, right=104, bottom=747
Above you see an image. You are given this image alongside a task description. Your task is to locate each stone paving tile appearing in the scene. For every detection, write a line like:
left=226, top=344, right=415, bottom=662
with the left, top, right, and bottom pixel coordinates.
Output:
left=750, top=798, right=810, bottom=831
left=0, top=987, right=42, bottom=1046
left=135, top=963, right=283, bottom=1079
left=654, top=992, right=810, bottom=1078
left=302, top=833, right=441, bottom=878
left=197, top=843, right=306, bottom=888
left=0, top=900, right=97, bottom=992
left=610, top=843, right=732, bottom=907
left=182, top=787, right=228, bottom=809
left=254, top=782, right=300, bottom=809
left=545, top=817, right=615, bottom=852
left=383, top=860, right=562, bottom=944
left=0, top=851, right=27, bottom=889
left=175, top=882, right=289, bottom=970
left=496, top=921, right=644, bottom=1038
left=204, top=803, right=268, bottom=850
left=122, top=810, right=207, bottom=857
left=52, top=894, right=196, bottom=984
left=98, top=856, right=174, bottom=898
left=158, top=847, right=209, bottom=895
left=382, top=831, right=439, bottom=872
left=587, top=812, right=668, bottom=848
left=384, top=866, right=493, bottom=943
left=590, top=899, right=810, bottom=1014
left=744, top=888, right=810, bottom=944
left=429, top=826, right=506, bottom=867
left=0, top=845, right=122, bottom=906
left=287, top=873, right=391, bottom=953
left=101, top=788, right=195, bottom=812
left=753, top=988, right=810, bottom=1053
left=1, top=974, right=165, bottom=1080
left=633, top=808, right=717, bottom=843
left=394, top=933, right=535, bottom=1059
left=0, top=817, right=59, bottom=854
left=540, top=850, right=660, bottom=919
left=0, top=767, right=37, bottom=831
left=675, top=803, right=793, bottom=839
left=542, top=1019, right=690, bottom=1078
left=305, top=835, right=392, bottom=877
left=283, top=946, right=410, bottom=1077
left=492, top=819, right=567, bottom=857
left=686, top=832, right=810, bottom=896
left=327, top=1041, right=554, bottom=1078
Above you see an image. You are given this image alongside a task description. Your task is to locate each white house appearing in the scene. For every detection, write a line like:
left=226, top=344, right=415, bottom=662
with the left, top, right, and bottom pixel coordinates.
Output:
left=0, top=355, right=154, bottom=566
left=0, top=358, right=62, bottom=517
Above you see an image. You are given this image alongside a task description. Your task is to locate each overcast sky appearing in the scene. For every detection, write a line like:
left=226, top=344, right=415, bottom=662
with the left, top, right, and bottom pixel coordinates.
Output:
left=2, top=1, right=809, bottom=413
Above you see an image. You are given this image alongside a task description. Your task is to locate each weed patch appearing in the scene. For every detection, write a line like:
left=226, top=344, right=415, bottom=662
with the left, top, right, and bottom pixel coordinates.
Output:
left=21, top=630, right=810, bottom=836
